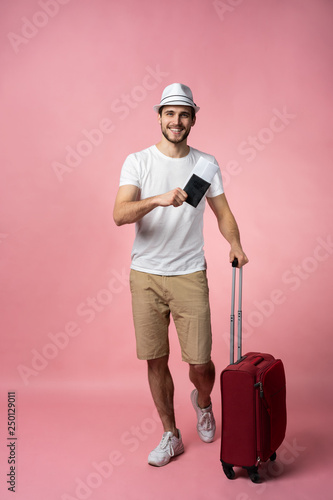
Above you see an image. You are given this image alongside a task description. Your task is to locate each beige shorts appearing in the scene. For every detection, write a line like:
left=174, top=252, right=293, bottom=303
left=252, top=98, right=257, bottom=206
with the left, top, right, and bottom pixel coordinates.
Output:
left=129, top=269, right=212, bottom=364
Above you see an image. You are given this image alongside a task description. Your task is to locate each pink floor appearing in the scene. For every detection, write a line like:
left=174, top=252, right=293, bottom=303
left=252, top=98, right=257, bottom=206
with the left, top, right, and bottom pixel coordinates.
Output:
left=1, top=369, right=332, bottom=500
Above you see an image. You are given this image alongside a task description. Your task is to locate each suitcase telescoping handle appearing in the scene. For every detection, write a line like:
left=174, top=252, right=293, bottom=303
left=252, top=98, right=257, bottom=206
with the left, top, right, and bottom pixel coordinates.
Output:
left=230, top=258, right=243, bottom=365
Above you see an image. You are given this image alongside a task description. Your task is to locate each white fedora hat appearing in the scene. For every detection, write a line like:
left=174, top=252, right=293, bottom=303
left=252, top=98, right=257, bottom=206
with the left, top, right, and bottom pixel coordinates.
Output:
left=153, top=83, right=200, bottom=113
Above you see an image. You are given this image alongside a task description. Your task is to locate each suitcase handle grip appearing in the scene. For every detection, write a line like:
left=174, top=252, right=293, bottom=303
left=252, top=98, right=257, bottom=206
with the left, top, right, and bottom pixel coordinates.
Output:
left=251, top=356, right=264, bottom=366
left=232, top=258, right=238, bottom=268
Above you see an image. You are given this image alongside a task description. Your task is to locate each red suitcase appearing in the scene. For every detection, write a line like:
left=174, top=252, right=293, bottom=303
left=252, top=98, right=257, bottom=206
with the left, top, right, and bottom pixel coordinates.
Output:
left=220, top=259, right=287, bottom=482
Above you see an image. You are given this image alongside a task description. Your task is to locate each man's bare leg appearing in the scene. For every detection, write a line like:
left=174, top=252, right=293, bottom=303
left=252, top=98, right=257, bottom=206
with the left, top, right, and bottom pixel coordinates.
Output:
left=147, top=355, right=178, bottom=437
left=189, top=360, right=215, bottom=408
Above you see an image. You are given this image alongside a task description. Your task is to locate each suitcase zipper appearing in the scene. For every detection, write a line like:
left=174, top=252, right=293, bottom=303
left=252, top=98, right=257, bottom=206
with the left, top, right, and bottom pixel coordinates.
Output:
left=254, top=359, right=277, bottom=397
left=254, top=360, right=276, bottom=461
left=254, top=381, right=263, bottom=398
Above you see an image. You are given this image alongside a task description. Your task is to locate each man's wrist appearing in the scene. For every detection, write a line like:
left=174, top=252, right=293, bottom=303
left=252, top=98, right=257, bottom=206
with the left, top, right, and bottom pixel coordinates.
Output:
left=230, top=242, right=243, bottom=253
left=150, top=195, right=161, bottom=209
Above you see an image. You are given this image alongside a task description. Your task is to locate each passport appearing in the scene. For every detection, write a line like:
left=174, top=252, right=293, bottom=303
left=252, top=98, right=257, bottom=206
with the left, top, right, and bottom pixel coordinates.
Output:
left=183, top=174, right=211, bottom=207
left=183, top=157, right=219, bottom=208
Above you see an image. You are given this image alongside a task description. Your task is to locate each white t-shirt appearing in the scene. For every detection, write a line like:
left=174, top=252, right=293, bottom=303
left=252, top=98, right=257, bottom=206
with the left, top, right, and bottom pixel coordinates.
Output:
left=119, top=145, right=224, bottom=275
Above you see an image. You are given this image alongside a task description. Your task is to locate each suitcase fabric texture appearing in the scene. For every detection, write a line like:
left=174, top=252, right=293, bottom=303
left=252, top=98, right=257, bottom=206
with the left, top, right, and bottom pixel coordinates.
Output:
left=220, top=260, right=287, bottom=482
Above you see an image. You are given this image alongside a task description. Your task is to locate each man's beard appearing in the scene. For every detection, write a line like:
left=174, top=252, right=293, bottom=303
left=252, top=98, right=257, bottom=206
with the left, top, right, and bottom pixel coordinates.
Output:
left=161, top=126, right=191, bottom=144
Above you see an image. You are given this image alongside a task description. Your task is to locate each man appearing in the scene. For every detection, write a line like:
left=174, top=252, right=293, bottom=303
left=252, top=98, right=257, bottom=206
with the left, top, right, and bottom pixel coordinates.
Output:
left=113, top=83, right=248, bottom=467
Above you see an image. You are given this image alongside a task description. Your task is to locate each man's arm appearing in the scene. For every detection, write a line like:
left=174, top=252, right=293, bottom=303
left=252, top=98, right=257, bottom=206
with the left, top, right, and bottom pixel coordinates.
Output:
left=207, top=193, right=249, bottom=267
left=113, top=185, right=188, bottom=226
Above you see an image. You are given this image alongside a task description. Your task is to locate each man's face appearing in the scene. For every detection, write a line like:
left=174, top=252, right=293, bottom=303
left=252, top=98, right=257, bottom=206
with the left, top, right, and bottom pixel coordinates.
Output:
left=158, top=106, right=196, bottom=144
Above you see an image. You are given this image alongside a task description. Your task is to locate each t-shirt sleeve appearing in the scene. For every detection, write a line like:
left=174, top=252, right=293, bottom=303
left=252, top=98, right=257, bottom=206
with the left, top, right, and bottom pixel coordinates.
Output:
left=206, top=158, right=224, bottom=198
left=119, top=154, right=141, bottom=188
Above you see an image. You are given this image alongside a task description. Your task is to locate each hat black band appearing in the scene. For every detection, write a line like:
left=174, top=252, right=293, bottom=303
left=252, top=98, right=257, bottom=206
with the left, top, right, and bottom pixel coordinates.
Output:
left=160, top=94, right=196, bottom=106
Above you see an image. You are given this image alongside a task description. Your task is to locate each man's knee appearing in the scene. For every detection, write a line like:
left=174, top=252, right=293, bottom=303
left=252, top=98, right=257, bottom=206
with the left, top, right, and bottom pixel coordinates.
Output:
left=147, top=355, right=169, bottom=373
left=189, top=360, right=215, bottom=376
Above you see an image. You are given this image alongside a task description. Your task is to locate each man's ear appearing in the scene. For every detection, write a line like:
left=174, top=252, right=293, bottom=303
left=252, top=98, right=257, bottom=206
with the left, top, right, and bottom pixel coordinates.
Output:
left=157, top=112, right=162, bottom=125
left=191, top=115, right=196, bottom=127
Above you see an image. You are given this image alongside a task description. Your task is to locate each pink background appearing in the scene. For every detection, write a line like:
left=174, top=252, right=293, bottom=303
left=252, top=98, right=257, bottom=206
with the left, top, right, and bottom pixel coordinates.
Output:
left=1, top=0, right=332, bottom=498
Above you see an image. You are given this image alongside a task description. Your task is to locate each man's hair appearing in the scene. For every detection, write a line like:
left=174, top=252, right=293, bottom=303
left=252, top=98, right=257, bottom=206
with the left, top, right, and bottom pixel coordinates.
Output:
left=159, top=105, right=196, bottom=120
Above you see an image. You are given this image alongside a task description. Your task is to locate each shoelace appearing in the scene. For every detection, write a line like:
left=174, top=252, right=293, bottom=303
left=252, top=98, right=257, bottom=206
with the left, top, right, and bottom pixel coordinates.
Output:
left=198, top=410, right=214, bottom=431
left=160, top=433, right=175, bottom=457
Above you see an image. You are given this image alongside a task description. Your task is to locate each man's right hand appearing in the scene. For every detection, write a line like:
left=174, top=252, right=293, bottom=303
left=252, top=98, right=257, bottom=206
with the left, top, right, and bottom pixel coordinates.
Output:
left=156, top=188, right=188, bottom=207
left=113, top=185, right=188, bottom=226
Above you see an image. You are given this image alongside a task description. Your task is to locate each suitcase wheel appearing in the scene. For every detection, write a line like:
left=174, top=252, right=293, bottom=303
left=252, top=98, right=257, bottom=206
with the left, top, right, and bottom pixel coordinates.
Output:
left=244, top=465, right=261, bottom=483
left=221, top=461, right=235, bottom=480
left=270, top=452, right=277, bottom=461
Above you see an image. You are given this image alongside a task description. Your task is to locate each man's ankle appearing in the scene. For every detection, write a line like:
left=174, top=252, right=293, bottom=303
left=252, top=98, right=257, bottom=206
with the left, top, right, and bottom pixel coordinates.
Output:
left=197, top=395, right=211, bottom=409
left=164, top=427, right=179, bottom=438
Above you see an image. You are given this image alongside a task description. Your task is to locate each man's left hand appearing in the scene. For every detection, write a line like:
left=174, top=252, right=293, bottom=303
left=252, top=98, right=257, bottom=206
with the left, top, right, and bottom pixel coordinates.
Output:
left=229, top=247, right=249, bottom=268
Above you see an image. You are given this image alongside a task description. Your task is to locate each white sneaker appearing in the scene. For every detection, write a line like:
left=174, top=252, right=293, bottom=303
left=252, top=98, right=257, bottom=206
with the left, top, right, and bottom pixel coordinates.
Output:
left=190, top=389, right=216, bottom=443
left=148, top=430, right=184, bottom=467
